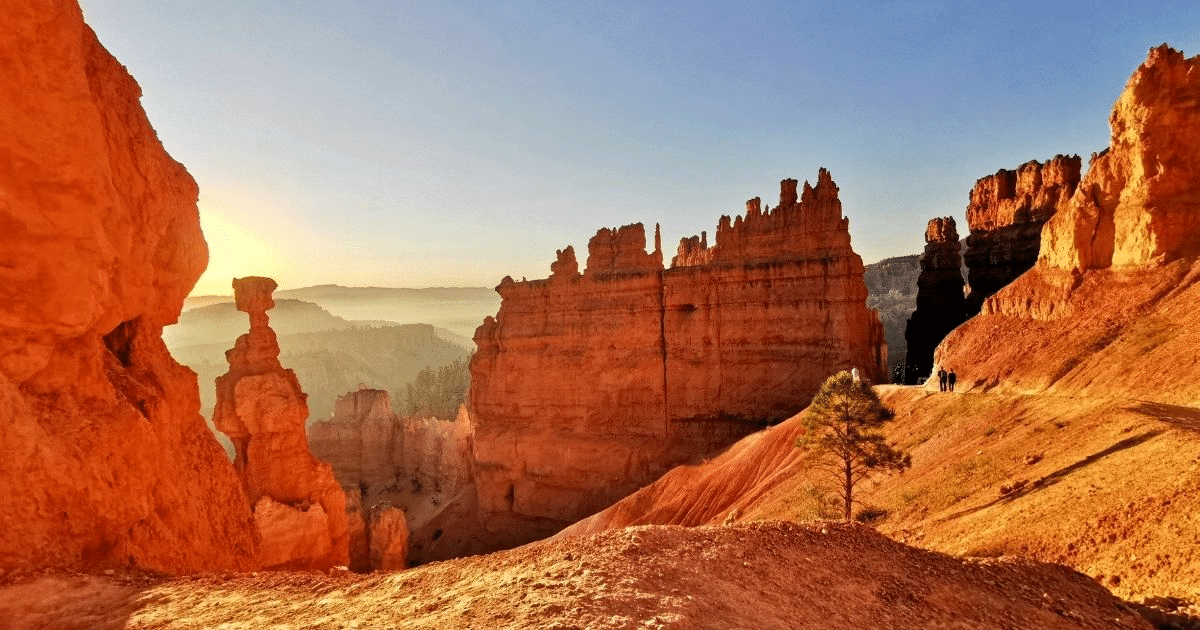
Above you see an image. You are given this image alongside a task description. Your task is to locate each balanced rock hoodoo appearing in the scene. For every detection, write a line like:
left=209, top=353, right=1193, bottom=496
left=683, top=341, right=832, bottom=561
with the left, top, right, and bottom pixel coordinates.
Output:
left=0, top=0, right=257, bottom=573
left=469, top=170, right=887, bottom=548
left=215, top=277, right=350, bottom=570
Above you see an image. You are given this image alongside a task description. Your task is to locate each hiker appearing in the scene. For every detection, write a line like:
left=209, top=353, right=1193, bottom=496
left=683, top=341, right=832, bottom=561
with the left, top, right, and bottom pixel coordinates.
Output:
left=937, top=368, right=947, bottom=392
left=948, top=369, right=957, bottom=392
left=851, top=366, right=860, bottom=382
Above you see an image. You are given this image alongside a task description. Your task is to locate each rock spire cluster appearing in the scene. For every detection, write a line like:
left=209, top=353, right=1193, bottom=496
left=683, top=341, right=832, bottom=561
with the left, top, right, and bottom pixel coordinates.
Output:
left=214, top=277, right=350, bottom=570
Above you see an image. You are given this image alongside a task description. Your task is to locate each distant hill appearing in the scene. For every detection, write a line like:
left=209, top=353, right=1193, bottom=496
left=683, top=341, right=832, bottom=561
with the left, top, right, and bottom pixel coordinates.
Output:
left=863, top=255, right=919, bottom=377
left=184, top=285, right=501, bottom=341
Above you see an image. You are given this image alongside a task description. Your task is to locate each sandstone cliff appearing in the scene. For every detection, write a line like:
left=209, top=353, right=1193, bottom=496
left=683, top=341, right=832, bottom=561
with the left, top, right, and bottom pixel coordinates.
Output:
left=214, top=277, right=349, bottom=570
left=903, top=217, right=966, bottom=382
left=940, top=45, right=1200, bottom=400
left=963, top=155, right=1081, bottom=315
left=864, top=254, right=920, bottom=379
left=0, top=0, right=257, bottom=573
left=469, top=171, right=887, bottom=547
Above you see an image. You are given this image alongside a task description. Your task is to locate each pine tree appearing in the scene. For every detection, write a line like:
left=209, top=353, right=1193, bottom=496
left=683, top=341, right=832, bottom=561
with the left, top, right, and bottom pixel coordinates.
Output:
left=796, top=370, right=911, bottom=523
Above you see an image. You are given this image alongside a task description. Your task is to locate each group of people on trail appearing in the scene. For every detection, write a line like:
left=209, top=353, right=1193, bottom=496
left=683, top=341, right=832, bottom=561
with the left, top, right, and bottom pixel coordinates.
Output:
left=937, top=368, right=957, bottom=392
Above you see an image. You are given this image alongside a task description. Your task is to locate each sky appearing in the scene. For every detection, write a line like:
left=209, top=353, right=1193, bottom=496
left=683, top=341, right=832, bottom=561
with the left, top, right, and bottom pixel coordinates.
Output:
left=77, top=1, right=1200, bottom=296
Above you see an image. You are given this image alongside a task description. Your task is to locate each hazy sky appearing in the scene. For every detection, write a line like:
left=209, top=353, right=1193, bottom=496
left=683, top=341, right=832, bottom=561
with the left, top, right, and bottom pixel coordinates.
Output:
left=78, top=1, right=1200, bottom=296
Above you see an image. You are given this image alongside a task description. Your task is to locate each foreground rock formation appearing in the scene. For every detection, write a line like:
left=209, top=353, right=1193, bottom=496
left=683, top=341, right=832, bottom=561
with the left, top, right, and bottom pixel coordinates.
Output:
left=308, top=388, right=474, bottom=565
left=0, top=522, right=1151, bottom=629
left=214, top=277, right=349, bottom=570
left=0, top=0, right=257, bottom=573
left=470, top=171, right=887, bottom=546
left=963, top=155, right=1082, bottom=315
left=903, top=217, right=966, bottom=382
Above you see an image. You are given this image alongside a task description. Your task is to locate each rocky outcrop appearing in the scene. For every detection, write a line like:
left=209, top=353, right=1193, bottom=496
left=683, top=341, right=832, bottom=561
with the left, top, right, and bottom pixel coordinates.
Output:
left=903, top=218, right=966, bottom=382
left=308, top=388, right=474, bottom=565
left=963, top=155, right=1082, bottom=315
left=1040, top=45, right=1200, bottom=272
left=214, top=277, right=349, bottom=570
left=939, top=45, right=1200, bottom=400
left=368, top=505, right=410, bottom=571
left=0, top=0, right=258, bottom=573
left=469, top=170, right=887, bottom=547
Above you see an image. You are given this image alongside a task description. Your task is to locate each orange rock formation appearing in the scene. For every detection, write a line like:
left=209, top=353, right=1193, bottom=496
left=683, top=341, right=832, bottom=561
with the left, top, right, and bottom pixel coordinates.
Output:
left=903, top=217, right=965, bottom=382
left=308, top=387, right=474, bottom=565
left=942, top=45, right=1200, bottom=396
left=0, top=0, right=257, bottom=573
left=214, top=277, right=349, bottom=570
left=963, top=155, right=1082, bottom=315
left=469, top=171, right=887, bottom=546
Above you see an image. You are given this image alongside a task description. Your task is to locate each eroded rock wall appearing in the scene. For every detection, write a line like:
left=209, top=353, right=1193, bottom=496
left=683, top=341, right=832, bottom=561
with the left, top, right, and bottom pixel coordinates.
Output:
left=939, top=45, right=1200, bottom=400
left=904, top=217, right=966, bottom=382
left=214, top=277, right=349, bottom=570
left=0, top=0, right=257, bottom=573
left=963, top=155, right=1081, bottom=315
left=469, top=170, right=887, bottom=546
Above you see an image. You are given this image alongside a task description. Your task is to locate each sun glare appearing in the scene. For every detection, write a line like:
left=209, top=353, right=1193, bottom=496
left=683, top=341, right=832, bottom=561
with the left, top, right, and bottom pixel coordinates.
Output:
left=192, top=197, right=289, bottom=296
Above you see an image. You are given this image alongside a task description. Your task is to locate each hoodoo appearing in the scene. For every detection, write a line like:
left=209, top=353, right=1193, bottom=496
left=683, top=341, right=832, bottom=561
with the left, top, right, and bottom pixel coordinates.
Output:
left=903, top=217, right=966, bottom=383
left=214, top=277, right=350, bottom=570
left=469, top=170, right=887, bottom=547
left=0, top=0, right=257, bottom=573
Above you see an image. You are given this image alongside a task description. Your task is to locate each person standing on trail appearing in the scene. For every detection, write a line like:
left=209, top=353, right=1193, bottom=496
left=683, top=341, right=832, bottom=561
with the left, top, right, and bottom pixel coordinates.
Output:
left=851, top=367, right=860, bottom=382
left=948, top=369, right=957, bottom=392
left=937, top=368, right=947, bottom=392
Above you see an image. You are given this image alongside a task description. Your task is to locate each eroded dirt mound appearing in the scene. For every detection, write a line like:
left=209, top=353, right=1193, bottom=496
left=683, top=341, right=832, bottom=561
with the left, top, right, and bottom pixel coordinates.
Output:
left=0, top=522, right=1150, bottom=629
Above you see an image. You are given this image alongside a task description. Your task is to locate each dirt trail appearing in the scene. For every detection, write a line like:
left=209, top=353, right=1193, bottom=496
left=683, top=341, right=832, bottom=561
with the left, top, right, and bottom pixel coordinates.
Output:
left=0, top=522, right=1151, bottom=629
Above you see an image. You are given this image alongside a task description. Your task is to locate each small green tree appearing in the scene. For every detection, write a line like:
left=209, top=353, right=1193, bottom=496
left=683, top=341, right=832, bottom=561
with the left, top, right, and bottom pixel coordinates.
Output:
left=796, top=370, right=911, bottom=523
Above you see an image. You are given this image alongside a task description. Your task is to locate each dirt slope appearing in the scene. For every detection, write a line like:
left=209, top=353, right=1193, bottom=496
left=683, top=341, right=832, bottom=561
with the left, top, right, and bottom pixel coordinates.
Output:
left=561, top=386, right=1200, bottom=604
left=0, top=522, right=1150, bottom=630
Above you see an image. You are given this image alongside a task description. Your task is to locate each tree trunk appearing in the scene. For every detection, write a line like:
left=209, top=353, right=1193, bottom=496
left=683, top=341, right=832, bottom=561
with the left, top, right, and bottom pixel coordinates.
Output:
left=843, top=457, right=853, bottom=523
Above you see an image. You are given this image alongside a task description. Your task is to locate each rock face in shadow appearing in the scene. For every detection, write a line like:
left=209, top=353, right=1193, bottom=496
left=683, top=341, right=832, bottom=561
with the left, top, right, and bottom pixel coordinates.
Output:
left=903, top=217, right=966, bottom=383
left=308, top=388, right=474, bottom=565
left=214, top=277, right=349, bottom=570
left=940, top=45, right=1200, bottom=400
left=469, top=170, right=887, bottom=548
left=864, top=254, right=920, bottom=379
left=963, top=155, right=1082, bottom=315
left=0, top=0, right=257, bottom=573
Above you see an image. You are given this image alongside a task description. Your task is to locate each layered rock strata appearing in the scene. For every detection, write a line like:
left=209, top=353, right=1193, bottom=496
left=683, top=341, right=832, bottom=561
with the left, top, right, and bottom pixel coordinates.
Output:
left=963, top=155, right=1082, bottom=315
left=903, top=217, right=966, bottom=382
left=0, top=0, right=257, bottom=573
left=939, top=45, right=1200, bottom=399
left=308, top=388, right=473, bottom=565
left=470, top=170, right=887, bottom=546
left=214, top=277, right=349, bottom=570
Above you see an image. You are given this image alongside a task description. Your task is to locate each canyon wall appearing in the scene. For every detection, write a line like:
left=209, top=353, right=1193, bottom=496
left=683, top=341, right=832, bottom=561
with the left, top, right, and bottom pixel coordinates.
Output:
left=864, top=254, right=920, bottom=379
left=963, top=155, right=1081, bottom=315
left=939, top=45, right=1200, bottom=401
left=903, top=218, right=965, bottom=382
left=214, top=277, right=349, bottom=570
left=469, top=170, right=887, bottom=546
left=0, top=0, right=258, bottom=573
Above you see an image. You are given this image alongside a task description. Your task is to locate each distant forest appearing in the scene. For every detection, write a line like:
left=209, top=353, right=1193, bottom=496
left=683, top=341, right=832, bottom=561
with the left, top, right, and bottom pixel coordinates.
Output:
left=402, top=358, right=470, bottom=419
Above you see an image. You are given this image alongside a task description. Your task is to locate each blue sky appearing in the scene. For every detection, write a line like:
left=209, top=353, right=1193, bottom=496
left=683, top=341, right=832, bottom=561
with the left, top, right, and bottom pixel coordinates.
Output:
left=78, top=1, right=1200, bottom=295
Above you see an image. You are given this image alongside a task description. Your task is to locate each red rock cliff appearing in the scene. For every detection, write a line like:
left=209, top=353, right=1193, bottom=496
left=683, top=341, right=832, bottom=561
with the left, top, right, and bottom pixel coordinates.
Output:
left=939, top=45, right=1200, bottom=400
left=963, top=155, right=1081, bottom=315
left=469, top=170, right=887, bottom=547
left=0, top=0, right=258, bottom=573
left=903, top=217, right=966, bottom=382
left=214, top=277, right=349, bottom=570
